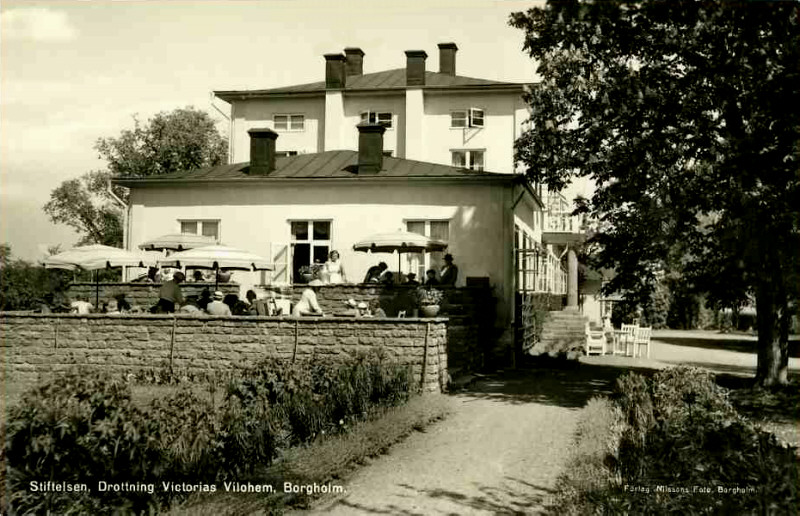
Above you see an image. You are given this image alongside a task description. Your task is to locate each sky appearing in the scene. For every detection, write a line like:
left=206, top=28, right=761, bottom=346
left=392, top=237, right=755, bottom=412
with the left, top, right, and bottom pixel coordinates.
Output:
left=1, top=0, right=544, bottom=262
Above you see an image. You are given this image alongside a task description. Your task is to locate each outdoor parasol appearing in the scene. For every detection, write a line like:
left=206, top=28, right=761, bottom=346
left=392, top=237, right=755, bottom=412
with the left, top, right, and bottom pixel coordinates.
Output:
left=352, top=229, right=448, bottom=279
left=159, top=244, right=273, bottom=288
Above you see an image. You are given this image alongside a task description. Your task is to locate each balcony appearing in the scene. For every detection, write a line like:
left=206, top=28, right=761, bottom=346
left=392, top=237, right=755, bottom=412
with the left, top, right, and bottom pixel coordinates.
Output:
left=542, top=192, right=586, bottom=245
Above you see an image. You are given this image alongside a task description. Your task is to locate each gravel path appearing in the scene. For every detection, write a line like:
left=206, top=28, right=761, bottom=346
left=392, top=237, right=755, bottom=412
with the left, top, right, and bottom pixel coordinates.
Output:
left=296, top=330, right=799, bottom=515
left=300, top=367, right=623, bottom=516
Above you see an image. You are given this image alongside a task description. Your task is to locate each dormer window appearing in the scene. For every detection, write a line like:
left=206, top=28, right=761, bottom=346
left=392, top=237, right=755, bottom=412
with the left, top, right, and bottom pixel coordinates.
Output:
left=360, top=111, right=393, bottom=129
left=451, top=108, right=485, bottom=128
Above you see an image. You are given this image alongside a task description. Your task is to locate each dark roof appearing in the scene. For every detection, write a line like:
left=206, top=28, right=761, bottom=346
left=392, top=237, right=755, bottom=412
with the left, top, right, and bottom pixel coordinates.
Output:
left=215, top=69, right=525, bottom=100
left=115, top=150, right=515, bottom=187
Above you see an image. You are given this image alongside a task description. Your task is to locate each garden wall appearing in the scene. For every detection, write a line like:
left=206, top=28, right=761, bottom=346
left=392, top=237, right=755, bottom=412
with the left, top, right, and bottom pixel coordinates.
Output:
left=0, top=314, right=448, bottom=392
left=66, top=283, right=496, bottom=371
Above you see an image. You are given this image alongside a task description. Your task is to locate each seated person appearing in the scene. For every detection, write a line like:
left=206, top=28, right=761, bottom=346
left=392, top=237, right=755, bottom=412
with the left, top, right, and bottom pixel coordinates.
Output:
left=115, top=293, right=131, bottom=312
left=197, top=288, right=212, bottom=311
left=424, top=269, right=440, bottom=286
left=368, top=299, right=386, bottom=318
left=342, top=298, right=361, bottom=317
left=403, top=273, right=419, bottom=285
left=246, top=290, right=266, bottom=316
left=379, top=270, right=394, bottom=285
left=105, top=299, right=121, bottom=314
left=70, top=295, right=94, bottom=315
left=292, top=280, right=324, bottom=316
left=206, top=291, right=232, bottom=316
left=179, top=295, right=202, bottom=314
left=363, top=262, right=388, bottom=283
left=192, top=270, right=205, bottom=282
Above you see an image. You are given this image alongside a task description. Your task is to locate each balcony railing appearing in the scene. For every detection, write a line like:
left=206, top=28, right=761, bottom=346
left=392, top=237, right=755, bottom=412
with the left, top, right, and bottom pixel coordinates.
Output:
left=544, top=192, right=584, bottom=234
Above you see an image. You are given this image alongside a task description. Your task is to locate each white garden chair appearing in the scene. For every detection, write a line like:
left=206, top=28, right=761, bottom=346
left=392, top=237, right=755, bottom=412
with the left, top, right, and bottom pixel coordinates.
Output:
left=615, top=324, right=637, bottom=356
left=633, top=326, right=652, bottom=358
left=585, top=322, right=606, bottom=355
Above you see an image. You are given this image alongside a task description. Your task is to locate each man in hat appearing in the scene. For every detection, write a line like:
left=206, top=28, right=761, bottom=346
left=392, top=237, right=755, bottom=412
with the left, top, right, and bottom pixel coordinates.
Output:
left=440, top=254, right=458, bottom=286
left=292, top=279, right=324, bottom=316
left=206, top=290, right=232, bottom=316
left=155, top=271, right=185, bottom=313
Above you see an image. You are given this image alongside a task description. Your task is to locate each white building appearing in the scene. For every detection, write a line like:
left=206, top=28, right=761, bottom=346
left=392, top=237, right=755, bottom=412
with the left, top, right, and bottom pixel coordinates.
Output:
left=117, top=43, right=586, bottom=329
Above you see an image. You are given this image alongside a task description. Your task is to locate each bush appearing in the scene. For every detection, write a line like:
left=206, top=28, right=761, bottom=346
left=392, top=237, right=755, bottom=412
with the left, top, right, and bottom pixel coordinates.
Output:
left=607, top=367, right=799, bottom=514
left=4, top=371, right=163, bottom=514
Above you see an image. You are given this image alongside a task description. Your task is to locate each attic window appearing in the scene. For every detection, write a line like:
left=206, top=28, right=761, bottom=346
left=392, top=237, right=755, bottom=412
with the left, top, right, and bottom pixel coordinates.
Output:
left=275, top=151, right=298, bottom=157
left=360, top=111, right=393, bottom=129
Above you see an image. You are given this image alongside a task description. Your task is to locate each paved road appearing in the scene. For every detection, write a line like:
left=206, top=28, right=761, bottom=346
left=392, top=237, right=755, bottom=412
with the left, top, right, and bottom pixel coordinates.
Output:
left=297, top=330, right=799, bottom=515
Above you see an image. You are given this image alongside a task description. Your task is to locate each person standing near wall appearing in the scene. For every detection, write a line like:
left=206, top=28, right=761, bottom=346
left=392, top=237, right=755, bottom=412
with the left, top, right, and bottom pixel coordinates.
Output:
left=154, top=271, right=185, bottom=313
left=440, top=254, right=458, bottom=286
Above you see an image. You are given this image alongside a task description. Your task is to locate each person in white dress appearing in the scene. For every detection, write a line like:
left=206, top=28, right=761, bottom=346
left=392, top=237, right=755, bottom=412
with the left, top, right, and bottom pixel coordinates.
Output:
left=323, top=250, right=347, bottom=284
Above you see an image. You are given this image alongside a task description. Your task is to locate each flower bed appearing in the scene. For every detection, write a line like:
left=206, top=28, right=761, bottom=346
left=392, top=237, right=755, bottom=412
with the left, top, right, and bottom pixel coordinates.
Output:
left=3, top=352, right=415, bottom=515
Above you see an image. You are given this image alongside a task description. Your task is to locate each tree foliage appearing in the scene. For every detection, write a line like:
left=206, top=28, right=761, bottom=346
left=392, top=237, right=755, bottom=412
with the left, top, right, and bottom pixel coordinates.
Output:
left=44, top=107, right=227, bottom=246
left=510, top=1, right=800, bottom=385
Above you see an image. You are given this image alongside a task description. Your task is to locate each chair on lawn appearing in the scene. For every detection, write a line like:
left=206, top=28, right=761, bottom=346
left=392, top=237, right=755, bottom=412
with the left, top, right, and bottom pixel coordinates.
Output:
left=585, top=321, right=606, bottom=355
left=633, top=326, right=652, bottom=358
left=615, top=324, right=637, bottom=356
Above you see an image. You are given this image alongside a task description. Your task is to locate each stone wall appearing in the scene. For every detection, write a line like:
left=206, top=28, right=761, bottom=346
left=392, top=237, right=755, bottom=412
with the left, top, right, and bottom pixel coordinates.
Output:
left=68, top=282, right=240, bottom=309
left=66, top=283, right=496, bottom=372
left=0, top=313, right=448, bottom=392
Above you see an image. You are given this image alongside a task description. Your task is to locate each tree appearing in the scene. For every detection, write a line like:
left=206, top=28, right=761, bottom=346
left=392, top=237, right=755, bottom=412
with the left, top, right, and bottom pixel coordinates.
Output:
left=44, top=107, right=228, bottom=246
left=510, top=1, right=800, bottom=386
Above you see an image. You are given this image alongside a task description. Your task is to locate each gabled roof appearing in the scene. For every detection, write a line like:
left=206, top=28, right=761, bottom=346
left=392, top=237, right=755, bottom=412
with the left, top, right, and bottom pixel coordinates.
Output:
left=114, top=150, right=515, bottom=187
left=215, top=69, right=526, bottom=101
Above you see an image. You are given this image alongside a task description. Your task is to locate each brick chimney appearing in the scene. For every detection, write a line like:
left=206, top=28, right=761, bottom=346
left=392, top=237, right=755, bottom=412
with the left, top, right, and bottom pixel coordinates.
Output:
left=438, top=42, right=458, bottom=76
left=248, top=128, right=278, bottom=175
left=405, top=50, right=427, bottom=86
left=325, top=53, right=346, bottom=89
left=357, top=123, right=386, bottom=175
left=344, top=47, right=364, bottom=76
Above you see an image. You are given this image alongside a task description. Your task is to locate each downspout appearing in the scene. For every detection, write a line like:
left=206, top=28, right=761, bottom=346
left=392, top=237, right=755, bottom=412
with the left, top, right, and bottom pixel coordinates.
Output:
left=210, top=92, right=234, bottom=164
left=107, top=182, right=131, bottom=279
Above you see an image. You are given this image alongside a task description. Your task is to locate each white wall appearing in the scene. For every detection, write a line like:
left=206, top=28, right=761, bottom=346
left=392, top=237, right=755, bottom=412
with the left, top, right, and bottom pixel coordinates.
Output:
left=341, top=93, right=405, bottom=155
left=421, top=92, right=523, bottom=174
left=129, top=180, right=517, bottom=320
left=231, top=96, right=325, bottom=162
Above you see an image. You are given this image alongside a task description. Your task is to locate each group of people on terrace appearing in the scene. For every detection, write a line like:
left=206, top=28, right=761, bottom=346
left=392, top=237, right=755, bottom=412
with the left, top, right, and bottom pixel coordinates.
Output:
left=319, top=250, right=458, bottom=287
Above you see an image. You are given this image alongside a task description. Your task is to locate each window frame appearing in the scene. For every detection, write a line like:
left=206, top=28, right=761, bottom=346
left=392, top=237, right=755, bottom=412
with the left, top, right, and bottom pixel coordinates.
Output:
left=360, top=111, right=393, bottom=129
left=469, top=107, right=485, bottom=128
left=178, top=219, right=220, bottom=241
left=450, top=110, right=468, bottom=128
left=273, top=114, right=305, bottom=132
left=405, top=219, right=450, bottom=280
left=451, top=149, right=485, bottom=172
left=288, top=219, right=333, bottom=282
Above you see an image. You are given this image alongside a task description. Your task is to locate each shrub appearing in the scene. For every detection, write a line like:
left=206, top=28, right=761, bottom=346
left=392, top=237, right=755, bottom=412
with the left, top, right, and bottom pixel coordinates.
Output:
left=604, top=367, right=799, bottom=514
left=5, top=371, right=163, bottom=515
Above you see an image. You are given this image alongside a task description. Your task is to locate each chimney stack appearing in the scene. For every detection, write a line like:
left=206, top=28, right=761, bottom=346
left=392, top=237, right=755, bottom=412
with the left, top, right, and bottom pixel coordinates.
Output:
left=248, top=128, right=278, bottom=175
left=344, top=47, right=365, bottom=76
left=438, top=42, right=458, bottom=76
left=324, top=53, right=346, bottom=89
left=357, top=123, right=386, bottom=175
left=405, top=50, right=427, bottom=86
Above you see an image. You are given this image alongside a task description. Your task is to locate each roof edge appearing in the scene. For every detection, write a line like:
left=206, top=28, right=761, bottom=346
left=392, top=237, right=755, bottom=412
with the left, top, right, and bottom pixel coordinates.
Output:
left=114, top=174, right=516, bottom=188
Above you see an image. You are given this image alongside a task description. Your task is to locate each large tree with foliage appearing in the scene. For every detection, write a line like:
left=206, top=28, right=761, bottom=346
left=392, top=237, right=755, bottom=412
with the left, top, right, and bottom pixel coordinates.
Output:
left=44, top=107, right=227, bottom=246
left=510, top=1, right=799, bottom=385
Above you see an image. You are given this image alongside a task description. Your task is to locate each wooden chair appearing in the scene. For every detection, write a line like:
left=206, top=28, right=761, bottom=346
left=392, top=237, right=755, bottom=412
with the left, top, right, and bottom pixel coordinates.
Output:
left=633, top=326, right=652, bottom=358
left=616, top=324, right=637, bottom=356
left=585, top=322, right=606, bottom=355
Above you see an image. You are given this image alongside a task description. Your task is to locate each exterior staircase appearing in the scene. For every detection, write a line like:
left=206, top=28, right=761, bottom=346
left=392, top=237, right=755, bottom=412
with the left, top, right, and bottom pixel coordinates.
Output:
left=529, top=309, right=588, bottom=359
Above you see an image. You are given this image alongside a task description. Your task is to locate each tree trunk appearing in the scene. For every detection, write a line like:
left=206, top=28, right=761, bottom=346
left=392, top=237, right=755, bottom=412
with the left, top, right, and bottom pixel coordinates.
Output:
left=755, top=282, right=788, bottom=387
